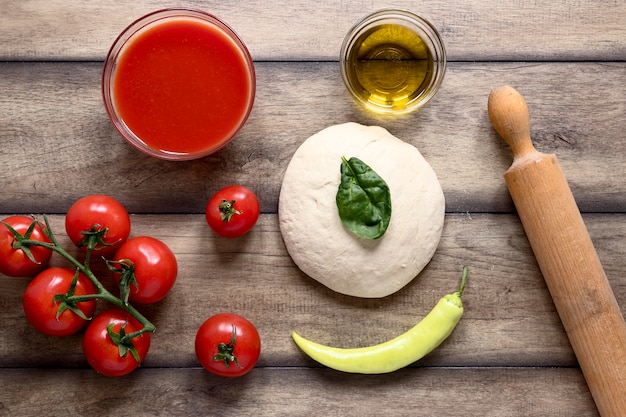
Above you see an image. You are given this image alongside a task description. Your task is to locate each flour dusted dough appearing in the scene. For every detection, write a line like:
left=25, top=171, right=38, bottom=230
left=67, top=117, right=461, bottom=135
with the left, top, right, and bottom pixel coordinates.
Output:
left=278, top=123, right=445, bottom=298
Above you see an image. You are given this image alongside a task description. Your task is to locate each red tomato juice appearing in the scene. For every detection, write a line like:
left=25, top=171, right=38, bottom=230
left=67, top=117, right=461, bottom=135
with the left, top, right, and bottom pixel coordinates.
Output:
left=112, top=17, right=254, bottom=156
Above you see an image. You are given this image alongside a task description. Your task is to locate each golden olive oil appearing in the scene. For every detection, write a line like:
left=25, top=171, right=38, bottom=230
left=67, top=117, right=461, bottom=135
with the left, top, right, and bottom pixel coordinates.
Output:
left=345, top=24, right=433, bottom=112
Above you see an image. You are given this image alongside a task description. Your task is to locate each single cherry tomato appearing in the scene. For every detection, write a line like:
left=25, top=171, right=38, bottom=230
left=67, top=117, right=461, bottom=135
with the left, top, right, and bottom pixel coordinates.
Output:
left=82, top=308, right=151, bottom=377
left=0, top=216, right=52, bottom=277
left=112, top=236, right=178, bottom=304
left=65, top=195, right=131, bottom=256
left=205, top=185, right=260, bottom=238
left=23, top=267, right=97, bottom=337
left=195, top=313, right=261, bottom=377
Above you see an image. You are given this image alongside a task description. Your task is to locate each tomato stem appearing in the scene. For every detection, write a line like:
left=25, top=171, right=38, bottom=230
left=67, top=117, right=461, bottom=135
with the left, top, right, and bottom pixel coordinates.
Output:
left=212, top=324, right=242, bottom=369
left=17, top=215, right=156, bottom=350
left=218, top=199, right=241, bottom=222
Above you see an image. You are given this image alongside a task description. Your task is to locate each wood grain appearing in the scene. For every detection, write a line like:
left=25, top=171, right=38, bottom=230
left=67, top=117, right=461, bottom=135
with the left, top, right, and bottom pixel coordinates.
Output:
left=1, top=62, right=625, bottom=215
left=0, top=368, right=599, bottom=417
left=0, top=214, right=624, bottom=369
left=1, top=0, right=625, bottom=415
left=1, top=0, right=625, bottom=61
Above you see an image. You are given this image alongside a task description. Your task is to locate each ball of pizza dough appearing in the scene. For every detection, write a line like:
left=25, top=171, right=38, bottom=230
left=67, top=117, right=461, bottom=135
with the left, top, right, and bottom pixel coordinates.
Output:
left=278, top=122, right=445, bottom=298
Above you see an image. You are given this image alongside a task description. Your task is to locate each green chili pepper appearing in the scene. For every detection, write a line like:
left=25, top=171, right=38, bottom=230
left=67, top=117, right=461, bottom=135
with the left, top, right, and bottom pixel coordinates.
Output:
left=292, top=267, right=469, bottom=374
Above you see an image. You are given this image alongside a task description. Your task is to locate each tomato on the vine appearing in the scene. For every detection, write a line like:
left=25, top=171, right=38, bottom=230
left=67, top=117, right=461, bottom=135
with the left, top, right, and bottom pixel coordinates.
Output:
left=195, top=313, right=261, bottom=377
left=82, top=308, right=151, bottom=377
left=112, top=236, right=178, bottom=304
left=205, top=185, right=260, bottom=238
left=65, top=195, right=131, bottom=256
left=0, top=216, right=52, bottom=277
left=23, top=267, right=97, bottom=337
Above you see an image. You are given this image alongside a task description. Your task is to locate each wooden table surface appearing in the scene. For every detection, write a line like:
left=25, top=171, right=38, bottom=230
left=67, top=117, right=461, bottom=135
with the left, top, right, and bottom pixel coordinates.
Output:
left=1, top=1, right=625, bottom=416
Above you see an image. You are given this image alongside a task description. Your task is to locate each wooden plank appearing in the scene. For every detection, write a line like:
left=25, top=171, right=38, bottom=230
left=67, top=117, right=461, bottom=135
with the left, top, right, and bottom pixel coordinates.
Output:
left=1, top=0, right=625, bottom=61
left=1, top=213, right=624, bottom=369
left=0, top=367, right=598, bottom=417
left=1, top=2, right=622, bottom=416
left=1, top=61, right=625, bottom=215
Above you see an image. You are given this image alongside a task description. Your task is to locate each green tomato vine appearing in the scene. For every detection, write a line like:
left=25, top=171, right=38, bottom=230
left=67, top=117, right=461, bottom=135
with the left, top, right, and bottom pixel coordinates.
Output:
left=5, top=215, right=155, bottom=348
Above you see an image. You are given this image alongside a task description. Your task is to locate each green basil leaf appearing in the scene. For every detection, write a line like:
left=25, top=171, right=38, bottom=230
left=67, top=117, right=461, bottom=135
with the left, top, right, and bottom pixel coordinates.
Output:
left=336, top=156, right=391, bottom=239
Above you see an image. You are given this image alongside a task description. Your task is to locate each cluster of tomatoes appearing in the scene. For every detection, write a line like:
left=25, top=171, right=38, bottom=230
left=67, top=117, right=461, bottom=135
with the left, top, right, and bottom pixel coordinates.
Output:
left=0, top=186, right=262, bottom=378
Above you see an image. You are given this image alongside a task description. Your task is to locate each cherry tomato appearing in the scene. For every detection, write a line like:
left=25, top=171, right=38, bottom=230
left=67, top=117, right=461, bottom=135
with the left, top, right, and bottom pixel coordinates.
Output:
left=205, top=185, right=260, bottom=238
left=0, top=216, right=52, bottom=277
left=112, top=236, right=178, bottom=304
left=23, top=267, right=97, bottom=337
left=82, top=308, right=151, bottom=377
left=65, top=195, right=131, bottom=256
left=195, top=313, right=261, bottom=377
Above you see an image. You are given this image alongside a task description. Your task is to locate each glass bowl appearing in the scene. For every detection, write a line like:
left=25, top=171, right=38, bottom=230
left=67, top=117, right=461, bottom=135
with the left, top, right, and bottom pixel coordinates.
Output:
left=102, top=8, right=256, bottom=160
left=340, top=9, right=446, bottom=114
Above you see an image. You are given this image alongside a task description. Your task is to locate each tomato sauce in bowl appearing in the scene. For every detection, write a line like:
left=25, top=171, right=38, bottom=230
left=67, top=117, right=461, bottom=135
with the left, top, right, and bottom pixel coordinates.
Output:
left=102, top=9, right=255, bottom=160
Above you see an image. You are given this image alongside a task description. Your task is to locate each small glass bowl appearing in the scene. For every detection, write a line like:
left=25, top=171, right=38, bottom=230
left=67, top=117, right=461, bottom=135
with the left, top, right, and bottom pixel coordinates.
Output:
left=102, top=8, right=256, bottom=161
left=340, top=9, right=446, bottom=114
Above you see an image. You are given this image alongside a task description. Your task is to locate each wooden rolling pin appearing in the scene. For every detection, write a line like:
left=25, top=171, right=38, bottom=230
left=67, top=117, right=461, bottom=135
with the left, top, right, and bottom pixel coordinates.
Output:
left=487, top=85, right=626, bottom=417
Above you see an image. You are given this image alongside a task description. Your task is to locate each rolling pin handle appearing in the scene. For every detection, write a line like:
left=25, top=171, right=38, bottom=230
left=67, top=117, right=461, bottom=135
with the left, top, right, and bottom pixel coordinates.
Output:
left=487, top=85, right=537, bottom=160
